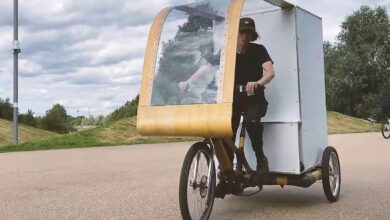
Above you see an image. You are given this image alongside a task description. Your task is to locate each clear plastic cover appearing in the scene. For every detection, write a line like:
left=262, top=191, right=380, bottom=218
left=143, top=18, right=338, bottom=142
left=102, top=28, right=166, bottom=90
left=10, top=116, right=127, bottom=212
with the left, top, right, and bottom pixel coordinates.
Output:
left=150, top=0, right=232, bottom=106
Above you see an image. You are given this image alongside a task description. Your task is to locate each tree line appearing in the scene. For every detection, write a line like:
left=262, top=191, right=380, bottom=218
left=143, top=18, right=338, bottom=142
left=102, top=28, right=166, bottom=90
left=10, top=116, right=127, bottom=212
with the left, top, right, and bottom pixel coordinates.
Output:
left=0, top=95, right=140, bottom=134
left=1, top=98, right=74, bottom=133
left=1, top=5, right=388, bottom=134
left=324, top=6, right=390, bottom=120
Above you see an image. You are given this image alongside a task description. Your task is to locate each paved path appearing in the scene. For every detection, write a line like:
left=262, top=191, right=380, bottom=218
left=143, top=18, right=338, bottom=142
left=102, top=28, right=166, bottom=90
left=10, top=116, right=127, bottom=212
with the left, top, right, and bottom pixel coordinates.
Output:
left=0, top=133, right=389, bottom=219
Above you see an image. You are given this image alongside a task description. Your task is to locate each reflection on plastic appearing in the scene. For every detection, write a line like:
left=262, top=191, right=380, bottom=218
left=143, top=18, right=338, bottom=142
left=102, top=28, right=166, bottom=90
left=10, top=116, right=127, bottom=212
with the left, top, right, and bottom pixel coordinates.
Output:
left=150, top=0, right=230, bottom=106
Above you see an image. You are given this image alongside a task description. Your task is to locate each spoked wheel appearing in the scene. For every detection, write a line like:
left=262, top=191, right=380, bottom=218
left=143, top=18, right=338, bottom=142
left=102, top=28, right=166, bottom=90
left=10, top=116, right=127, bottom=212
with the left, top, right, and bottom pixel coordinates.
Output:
left=322, top=146, right=341, bottom=202
left=179, top=142, right=216, bottom=220
left=381, top=120, right=390, bottom=139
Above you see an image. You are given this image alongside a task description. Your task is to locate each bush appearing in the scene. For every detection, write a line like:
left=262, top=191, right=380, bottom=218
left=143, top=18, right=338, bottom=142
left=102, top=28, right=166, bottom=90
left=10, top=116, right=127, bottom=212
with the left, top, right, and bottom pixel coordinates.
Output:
left=41, top=104, right=74, bottom=134
left=106, top=95, right=139, bottom=123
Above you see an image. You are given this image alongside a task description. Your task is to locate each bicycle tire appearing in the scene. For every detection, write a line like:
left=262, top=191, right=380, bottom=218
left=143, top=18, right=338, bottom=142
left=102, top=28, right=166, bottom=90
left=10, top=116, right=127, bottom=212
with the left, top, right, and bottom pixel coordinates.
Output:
left=382, top=121, right=390, bottom=139
left=179, top=142, right=216, bottom=220
left=322, top=146, right=341, bottom=202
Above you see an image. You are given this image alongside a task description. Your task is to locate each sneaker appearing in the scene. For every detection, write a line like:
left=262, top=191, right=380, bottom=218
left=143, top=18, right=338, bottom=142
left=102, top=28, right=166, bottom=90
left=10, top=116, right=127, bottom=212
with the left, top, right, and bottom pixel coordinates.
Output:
left=215, top=181, right=228, bottom=199
left=218, top=170, right=245, bottom=195
left=229, top=181, right=244, bottom=195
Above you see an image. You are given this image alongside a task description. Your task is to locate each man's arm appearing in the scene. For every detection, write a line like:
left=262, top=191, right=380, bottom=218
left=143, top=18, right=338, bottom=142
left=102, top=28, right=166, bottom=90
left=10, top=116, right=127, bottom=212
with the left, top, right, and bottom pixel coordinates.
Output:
left=258, top=61, right=275, bottom=86
left=178, top=63, right=213, bottom=92
left=246, top=61, right=275, bottom=95
left=187, top=63, right=213, bottom=83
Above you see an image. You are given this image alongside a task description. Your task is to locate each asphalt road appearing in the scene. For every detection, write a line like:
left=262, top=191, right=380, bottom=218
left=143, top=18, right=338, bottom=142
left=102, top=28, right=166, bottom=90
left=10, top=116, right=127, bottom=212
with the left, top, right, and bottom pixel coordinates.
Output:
left=0, top=133, right=389, bottom=220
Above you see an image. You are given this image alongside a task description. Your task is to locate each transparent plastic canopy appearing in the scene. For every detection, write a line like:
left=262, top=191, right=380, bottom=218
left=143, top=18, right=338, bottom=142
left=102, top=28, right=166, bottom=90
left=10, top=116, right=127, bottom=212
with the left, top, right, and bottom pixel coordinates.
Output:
left=137, top=0, right=298, bottom=137
left=151, top=0, right=231, bottom=106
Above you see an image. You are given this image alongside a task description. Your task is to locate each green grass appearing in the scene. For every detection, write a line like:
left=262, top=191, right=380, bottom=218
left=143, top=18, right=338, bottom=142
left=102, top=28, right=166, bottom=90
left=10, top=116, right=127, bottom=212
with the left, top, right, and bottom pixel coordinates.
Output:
left=0, top=117, right=200, bottom=153
left=0, top=118, right=55, bottom=147
left=0, top=111, right=382, bottom=153
left=327, top=111, right=381, bottom=134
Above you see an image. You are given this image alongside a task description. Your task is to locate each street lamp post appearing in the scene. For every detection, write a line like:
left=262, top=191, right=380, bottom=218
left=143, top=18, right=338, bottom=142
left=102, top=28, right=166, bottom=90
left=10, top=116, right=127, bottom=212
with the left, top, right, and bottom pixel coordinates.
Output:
left=13, top=0, right=20, bottom=145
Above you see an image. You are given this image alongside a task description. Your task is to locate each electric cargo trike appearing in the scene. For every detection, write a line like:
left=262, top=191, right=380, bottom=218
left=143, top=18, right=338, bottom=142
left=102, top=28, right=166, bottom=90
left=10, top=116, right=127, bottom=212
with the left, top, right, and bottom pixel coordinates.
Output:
left=137, top=1, right=341, bottom=219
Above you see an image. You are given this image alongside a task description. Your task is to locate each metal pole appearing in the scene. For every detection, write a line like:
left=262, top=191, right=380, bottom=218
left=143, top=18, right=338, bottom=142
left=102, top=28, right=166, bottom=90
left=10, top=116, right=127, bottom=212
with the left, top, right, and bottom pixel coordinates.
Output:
left=13, top=0, right=20, bottom=145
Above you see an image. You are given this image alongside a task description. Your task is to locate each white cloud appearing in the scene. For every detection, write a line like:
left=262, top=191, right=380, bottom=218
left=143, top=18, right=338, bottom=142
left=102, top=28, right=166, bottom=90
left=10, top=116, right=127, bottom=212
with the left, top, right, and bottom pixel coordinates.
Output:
left=0, top=0, right=389, bottom=116
left=291, top=0, right=390, bottom=42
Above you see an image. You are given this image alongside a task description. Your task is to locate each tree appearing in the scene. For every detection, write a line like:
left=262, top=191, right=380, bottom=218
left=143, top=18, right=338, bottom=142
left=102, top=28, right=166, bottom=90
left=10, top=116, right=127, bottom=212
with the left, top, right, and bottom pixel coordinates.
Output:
left=325, top=6, right=390, bottom=119
left=19, top=109, right=38, bottom=127
left=42, top=104, right=74, bottom=133
left=71, top=116, right=85, bottom=126
left=0, top=98, right=13, bottom=120
left=106, top=95, right=139, bottom=123
left=94, top=115, right=104, bottom=126
left=80, top=115, right=105, bottom=126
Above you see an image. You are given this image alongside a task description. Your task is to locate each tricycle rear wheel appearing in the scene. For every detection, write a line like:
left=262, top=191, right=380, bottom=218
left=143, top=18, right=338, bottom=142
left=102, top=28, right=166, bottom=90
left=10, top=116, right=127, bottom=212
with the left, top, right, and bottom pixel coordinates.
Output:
left=381, top=120, right=390, bottom=139
left=322, top=146, right=341, bottom=202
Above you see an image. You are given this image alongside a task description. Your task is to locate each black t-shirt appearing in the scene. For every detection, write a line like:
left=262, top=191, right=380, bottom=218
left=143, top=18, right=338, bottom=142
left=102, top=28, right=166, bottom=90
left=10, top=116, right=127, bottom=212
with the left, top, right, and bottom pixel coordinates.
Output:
left=234, top=43, right=273, bottom=86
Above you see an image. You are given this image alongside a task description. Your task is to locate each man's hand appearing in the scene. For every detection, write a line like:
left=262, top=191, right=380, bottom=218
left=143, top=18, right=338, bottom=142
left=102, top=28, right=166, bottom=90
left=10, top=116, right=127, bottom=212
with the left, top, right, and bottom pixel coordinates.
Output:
left=246, top=81, right=260, bottom=96
left=178, top=80, right=190, bottom=93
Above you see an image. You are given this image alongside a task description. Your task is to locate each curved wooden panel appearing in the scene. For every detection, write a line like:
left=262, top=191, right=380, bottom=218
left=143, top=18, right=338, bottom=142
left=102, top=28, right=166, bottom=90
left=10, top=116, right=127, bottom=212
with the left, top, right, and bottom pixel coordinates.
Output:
left=139, top=7, right=172, bottom=107
left=221, top=0, right=245, bottom=103
left=137, top=104, right=232, bottom=137
left=137, top=0, right=248, bottom=137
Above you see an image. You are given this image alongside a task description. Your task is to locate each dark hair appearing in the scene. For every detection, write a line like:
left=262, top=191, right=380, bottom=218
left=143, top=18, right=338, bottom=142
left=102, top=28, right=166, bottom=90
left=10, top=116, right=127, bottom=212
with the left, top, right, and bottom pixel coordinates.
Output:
left=251, top=32, right=259, bottom=42
left=239, top=17, right=259, bottom=41
left=240, top=29, right=259, bottom=42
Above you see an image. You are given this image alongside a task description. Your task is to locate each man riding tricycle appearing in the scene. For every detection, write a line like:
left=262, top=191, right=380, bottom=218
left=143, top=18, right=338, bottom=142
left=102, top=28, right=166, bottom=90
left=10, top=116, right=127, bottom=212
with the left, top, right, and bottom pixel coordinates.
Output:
left=137, top=1, right=341, bottom=219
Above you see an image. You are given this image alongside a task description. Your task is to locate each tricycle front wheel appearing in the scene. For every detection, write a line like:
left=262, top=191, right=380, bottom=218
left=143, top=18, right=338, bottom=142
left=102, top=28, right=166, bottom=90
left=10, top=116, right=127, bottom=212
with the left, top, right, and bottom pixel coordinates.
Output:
left=179, top=142, right=216, bottom=220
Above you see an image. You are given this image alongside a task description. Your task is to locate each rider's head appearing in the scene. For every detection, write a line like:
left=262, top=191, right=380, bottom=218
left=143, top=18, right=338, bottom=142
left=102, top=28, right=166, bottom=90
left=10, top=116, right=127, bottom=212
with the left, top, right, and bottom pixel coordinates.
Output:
left=238, top=17, right=259, bottom=45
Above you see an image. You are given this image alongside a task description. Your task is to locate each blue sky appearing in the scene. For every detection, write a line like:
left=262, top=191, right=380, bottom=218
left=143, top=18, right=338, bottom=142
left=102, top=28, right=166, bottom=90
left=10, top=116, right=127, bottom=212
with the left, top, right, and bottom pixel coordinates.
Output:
left=0, top=0, right=389, bottom=116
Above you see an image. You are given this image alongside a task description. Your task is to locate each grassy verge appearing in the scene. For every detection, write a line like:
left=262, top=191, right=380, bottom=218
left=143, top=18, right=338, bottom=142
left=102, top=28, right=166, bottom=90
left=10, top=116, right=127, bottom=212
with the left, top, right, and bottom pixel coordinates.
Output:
left=0, top=117, right=200, bottom=153
left=0, top=118, right=55, bottom=147
left=327, top=111, right=381, bottom=134
left=0, top=112, right=383, bottom=153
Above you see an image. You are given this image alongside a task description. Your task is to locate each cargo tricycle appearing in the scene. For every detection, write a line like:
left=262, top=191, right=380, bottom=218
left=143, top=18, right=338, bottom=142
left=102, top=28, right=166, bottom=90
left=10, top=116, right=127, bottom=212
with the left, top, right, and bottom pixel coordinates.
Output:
left=137, top=1, right=341, bottom=219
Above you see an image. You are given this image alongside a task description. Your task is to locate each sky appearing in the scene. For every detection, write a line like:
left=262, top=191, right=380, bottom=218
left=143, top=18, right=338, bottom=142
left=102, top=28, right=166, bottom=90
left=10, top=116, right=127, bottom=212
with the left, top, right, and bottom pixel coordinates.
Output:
left=0, top=0, right=389, bottom=117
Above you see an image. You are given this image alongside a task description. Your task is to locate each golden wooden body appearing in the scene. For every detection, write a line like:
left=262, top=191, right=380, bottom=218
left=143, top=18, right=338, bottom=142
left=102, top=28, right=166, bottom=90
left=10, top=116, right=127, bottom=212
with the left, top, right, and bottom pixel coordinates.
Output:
left=137, top=0, right=293, bottom=137
left=137, top=0, right=246, bottom=137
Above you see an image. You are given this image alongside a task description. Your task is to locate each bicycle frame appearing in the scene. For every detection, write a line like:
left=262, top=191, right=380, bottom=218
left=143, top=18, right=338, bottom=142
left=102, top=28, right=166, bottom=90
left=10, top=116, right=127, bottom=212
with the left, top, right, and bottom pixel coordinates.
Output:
left=204, top=138, right=215, bottom=188
left=189, top=136, right=246, bottom=190
left=191, top=152, right=201, bottom=187
left=206, top=117, right=254, bottom=177
left=204, top=120, right=324, bottom=189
